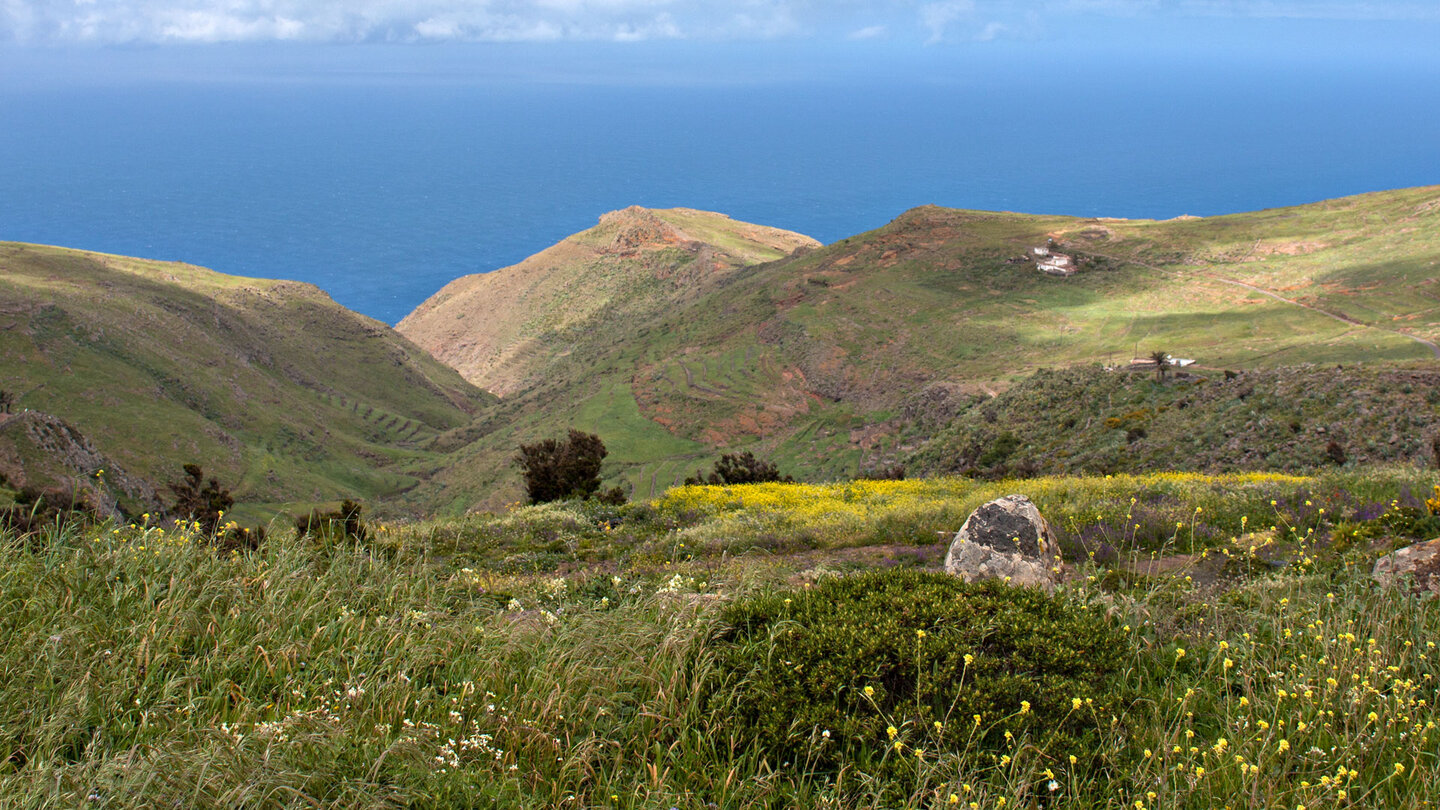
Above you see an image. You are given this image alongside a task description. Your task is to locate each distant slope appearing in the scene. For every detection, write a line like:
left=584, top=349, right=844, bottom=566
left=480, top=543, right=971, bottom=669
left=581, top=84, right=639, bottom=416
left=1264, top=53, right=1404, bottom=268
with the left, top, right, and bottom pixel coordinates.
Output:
left=0, top=243, right=493, bottom=517
left=621, top=187, right=1440, bottom=479
left=404, top=186, right=1440, bottom=509
left=397, top=206, right=819, bottom=396
left=906, top=365, right=1440, bottom=479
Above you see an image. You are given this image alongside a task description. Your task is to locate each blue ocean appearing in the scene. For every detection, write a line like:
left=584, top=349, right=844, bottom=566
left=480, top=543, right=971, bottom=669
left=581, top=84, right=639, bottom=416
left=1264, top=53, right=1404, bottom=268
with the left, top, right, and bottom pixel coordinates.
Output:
left=2, top=44, right=1438, bottom=325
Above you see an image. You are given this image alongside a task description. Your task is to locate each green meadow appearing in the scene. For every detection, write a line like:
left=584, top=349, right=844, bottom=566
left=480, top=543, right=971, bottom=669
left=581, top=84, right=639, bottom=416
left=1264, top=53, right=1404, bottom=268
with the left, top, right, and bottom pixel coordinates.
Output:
left=5, top=468, right=1440, bottom=808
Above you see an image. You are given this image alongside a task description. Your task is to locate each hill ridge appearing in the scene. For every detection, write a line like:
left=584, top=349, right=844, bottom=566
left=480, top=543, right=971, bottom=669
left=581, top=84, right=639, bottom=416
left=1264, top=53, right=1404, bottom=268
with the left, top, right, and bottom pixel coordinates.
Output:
left=397, top=206, right=820, bottom=397
left=397, top=185, right=1440, bottom=509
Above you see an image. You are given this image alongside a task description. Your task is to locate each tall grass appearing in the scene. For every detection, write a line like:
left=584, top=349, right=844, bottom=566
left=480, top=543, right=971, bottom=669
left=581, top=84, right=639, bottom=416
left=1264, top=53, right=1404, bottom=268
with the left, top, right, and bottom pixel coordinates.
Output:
left=2, top=470, right=1438, bottom=807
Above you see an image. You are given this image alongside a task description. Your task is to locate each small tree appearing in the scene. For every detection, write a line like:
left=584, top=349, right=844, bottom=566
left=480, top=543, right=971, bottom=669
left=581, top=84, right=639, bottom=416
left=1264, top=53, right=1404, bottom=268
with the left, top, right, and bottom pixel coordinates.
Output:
left=295, top=499, right=368, bottom=543
left=167, top=463, right=233, bottom=535
left=1149, top=350, right=1171, bottom=383
left=0, top=390, right=13, bottom=414
left=517, top=429, right=609, bottom=503
left=686, top=451, right=793, bottom=486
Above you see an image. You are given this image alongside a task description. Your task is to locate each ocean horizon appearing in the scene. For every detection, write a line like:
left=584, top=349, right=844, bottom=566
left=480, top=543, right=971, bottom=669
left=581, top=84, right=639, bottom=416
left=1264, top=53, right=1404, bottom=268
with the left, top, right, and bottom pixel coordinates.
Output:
left=3, top=43, right=1438, bottom=324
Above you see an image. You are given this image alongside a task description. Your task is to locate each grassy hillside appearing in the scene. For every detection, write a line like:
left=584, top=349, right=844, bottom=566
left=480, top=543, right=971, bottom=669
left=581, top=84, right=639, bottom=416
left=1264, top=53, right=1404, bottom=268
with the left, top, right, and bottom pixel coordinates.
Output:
left=6, top=469, right=1440, bottom=807
left=405, top=187, right=1440, bottom=509
left=0, top=243, right=494, bottom=519
left=907, top=365, right=1440, bottom=480
left=9, top=187, right=1437, bottom=516
left=397, top=206, right=819, bottom=396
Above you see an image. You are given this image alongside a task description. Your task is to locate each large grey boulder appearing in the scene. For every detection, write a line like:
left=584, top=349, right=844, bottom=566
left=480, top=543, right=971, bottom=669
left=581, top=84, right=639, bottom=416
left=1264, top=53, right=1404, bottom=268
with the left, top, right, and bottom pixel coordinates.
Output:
left=1372, top=538, right=1440, bottom=599
left=944, top=494, right=1060, bottom=591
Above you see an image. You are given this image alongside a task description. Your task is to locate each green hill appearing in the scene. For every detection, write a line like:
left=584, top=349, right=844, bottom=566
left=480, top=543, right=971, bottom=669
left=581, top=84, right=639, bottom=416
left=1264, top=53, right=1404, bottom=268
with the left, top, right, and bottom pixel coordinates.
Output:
left=0, top=242, right=494, bottom=520
left=8, top=186, right=1439, bottom=517
left=397, top=206, right=820, bottom=396
left=403, top=187, right=1440, bottom=509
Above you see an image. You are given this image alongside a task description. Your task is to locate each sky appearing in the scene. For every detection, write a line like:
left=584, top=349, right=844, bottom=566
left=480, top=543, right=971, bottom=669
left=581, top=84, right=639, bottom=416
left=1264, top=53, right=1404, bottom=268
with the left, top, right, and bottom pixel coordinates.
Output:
left=1, top=0, right=1437, bottom=92
left=4, top=0, right=1440, bottom=48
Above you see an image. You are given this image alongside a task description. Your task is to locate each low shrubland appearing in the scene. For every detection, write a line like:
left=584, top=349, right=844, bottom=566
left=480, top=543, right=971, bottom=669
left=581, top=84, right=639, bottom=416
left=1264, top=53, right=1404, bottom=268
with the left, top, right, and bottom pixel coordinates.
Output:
left=2, top=468, right=1439, bottom=807
left=908, top=366, right=1440, bottom=481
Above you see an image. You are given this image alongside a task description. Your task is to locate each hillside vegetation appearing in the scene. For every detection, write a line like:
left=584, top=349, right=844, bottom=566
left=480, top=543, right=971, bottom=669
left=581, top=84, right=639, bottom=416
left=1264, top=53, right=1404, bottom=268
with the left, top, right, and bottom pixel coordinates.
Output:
left=5, top=469, right=1440, bottom=807
left=403, top=187, right=1440, bottom=509
left=0, top=243, right=493, bottom=519
left=907, top=364, right=1440, bottom=480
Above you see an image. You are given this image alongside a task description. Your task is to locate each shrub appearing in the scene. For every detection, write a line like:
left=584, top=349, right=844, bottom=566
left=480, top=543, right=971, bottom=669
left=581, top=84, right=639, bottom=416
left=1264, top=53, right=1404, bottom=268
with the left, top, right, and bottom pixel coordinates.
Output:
left=0, top=486, right=96, bottom=537
left=975, top=432, right=1020, bottom=469
left=857, top=463, right=906, bottom=481
left=595, top=485, right=628, bottom=506
left=1353, top=503, right=1440, bottom=540
left=685, top=451, right=793, bottom=486
left=707, top=570, right=1132, bottom=786
left=1326, top=439, right=1348, bottom=466
left=295, top=499, right=368, bottom=543
left=166, top=463, right=232, bottom=535
left=517, top=429, right=609, bottom=503
left=217, top=525, right=266, bottom=553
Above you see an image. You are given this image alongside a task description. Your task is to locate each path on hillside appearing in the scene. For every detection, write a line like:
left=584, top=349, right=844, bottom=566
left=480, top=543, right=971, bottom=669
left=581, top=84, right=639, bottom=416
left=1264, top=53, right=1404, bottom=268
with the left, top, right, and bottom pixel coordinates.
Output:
left=678, top=361, right=727, bottom=397
left=1202, top=273, right=1440, bottom=358
left=1079, top=249, right=1440, bottom=358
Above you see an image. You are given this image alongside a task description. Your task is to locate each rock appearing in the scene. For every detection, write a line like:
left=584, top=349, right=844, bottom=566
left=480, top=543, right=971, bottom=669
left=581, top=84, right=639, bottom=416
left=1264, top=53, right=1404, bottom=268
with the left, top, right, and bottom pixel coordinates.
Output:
left=952, top=494, right=1057, bottom=556
left=1372, top=538, right=1440, bottom=599
left=944, top=494, right=1060, bottom=591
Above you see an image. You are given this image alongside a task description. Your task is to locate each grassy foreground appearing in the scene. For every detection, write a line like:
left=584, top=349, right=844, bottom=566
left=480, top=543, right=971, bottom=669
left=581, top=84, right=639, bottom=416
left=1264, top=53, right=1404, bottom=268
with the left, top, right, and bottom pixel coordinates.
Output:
left=3, top=469, right=1440, bottom=808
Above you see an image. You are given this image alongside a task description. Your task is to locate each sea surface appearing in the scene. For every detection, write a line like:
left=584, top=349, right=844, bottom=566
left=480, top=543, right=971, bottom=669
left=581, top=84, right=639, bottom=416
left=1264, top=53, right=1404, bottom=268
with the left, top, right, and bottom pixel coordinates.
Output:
left=3, top=47, right=1439, bottom=325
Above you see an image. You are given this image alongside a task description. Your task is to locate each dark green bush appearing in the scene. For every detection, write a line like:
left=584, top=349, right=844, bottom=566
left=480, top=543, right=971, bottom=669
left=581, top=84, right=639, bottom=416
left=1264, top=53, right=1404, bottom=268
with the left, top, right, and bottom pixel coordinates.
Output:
left=685, top=451, right=793, bottom=485
left=167, top=463, right=232, bottom=535
left=975, top=431, right=1020, bottom=468
left=217, top=524, right=266, bottom=553
left=295, top=499, right=368, bottom=543
left=517, top=429, right=609, bottom=503
left=1356, top=505, right=1440, bottom=541
left=707, top=570, right=1132, bottom=783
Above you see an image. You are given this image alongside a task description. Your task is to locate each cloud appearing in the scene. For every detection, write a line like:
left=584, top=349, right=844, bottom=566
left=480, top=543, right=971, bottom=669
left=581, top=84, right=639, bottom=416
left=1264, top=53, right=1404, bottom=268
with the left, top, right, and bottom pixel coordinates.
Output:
left=919, top=0, right=974, bottom=44
left=1176, top=0, right=1440, bottom=20
left=973, top=19, right=1004, bottom=40
left=845, top=23, right=886, bottom=40
left=0, top=0, right=696, bottom=43
left=155, top=11, right=307, bottom=42
left=2, top=0, right=1436, bottom=44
